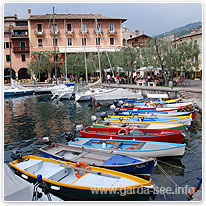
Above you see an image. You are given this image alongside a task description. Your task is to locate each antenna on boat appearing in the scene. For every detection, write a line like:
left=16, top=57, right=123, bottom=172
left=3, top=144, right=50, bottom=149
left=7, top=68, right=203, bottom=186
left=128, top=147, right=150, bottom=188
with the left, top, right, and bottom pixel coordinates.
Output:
left=64, top=19, right=68, bottom=81
left=81, top=18, right=88, bottom=83
left=8, top=24, right=12, bottom=85
left=95, top=18, right=102, bottom=87
left=52, top=7, right=57, bottom=85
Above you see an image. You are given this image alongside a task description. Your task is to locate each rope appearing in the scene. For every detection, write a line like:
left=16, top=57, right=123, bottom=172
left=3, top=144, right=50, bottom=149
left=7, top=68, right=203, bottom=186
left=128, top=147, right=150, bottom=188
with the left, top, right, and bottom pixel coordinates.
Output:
left=157, top=159, right=184, bottom=170
left=186, top=147, right=197, bottom=154
left=156, top=163, right=189, bottom=199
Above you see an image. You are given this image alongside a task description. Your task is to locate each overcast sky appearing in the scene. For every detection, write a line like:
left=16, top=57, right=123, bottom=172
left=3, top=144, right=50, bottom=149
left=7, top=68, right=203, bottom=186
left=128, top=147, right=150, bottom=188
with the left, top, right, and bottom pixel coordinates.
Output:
left=4, top=2, right=202, bottom=36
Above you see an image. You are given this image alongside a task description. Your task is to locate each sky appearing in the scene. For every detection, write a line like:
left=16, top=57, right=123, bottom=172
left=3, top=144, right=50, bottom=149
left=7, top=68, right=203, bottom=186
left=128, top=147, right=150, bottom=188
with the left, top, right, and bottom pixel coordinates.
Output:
left=3, top=1, right=202, bottom=36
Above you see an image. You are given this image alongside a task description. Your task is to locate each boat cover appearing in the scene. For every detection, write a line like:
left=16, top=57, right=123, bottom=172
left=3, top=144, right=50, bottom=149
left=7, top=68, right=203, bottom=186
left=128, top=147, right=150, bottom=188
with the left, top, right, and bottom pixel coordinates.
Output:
left=102, top=155, right=141, bottom=166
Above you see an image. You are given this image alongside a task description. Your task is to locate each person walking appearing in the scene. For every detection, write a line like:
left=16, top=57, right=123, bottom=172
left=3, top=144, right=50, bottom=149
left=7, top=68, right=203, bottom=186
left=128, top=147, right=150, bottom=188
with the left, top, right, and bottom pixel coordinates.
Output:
left=116, top=73, right=120, bottom=85
left=107, top=73, right=111, bottom=85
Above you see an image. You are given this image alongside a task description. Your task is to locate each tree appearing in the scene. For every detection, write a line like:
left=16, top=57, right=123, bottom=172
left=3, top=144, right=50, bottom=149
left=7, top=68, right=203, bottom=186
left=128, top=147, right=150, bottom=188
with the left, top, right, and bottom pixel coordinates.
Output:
left=119, top=47, right=142, bottom=83
left=28, top=52, right=54, bottom=82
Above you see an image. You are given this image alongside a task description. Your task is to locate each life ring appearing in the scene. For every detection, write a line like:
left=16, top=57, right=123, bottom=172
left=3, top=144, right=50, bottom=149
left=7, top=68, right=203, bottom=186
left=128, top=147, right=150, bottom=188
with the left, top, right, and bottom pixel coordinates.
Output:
left=126, top=146, right=138, bottom=150
left=74, top=161, right=90, bottom=178
left=118, top=128, right=128, bottom=135
left=156, top=103, right=163, bottom=108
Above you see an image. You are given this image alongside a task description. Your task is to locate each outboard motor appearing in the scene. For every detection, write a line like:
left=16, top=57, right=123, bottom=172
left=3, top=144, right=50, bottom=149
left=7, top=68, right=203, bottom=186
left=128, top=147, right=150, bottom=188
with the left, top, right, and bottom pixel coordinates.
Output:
left=65, top=132, right=75, bottom=142
left=70, top=92, right=75, bottom=100
left=114, top=108, right=120, bottom=115
left=113, top=99, right=118, bottom=106
left=110, top=104, right=116, bottom=111
left=117, top=100, right=124, bottom=107
left=100, top=112, right=108, bottom=120
left=76, top=125, right=84, bottom=131
left=91, top=116, right=97, bottom=123
left=10, top=150, right=23, bottom=161
left=42, top=137, right=52, bottom=145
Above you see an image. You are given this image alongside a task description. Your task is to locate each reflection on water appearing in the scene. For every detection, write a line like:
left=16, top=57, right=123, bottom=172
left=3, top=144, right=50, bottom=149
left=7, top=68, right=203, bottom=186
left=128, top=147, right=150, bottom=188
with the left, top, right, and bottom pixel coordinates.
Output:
left=4, top=95, right=202, bottom=201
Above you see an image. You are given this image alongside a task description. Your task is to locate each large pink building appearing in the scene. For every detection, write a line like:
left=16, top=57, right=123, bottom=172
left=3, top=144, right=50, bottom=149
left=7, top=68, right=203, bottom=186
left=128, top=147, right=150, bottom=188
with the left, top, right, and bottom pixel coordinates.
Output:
left=4, top=9, right=126, bottom=80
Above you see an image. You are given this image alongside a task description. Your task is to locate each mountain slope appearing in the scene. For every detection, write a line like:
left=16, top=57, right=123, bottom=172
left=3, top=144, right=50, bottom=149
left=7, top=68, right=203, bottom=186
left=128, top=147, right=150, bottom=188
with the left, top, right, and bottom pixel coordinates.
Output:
left=155, top=21, right=202, bottom=38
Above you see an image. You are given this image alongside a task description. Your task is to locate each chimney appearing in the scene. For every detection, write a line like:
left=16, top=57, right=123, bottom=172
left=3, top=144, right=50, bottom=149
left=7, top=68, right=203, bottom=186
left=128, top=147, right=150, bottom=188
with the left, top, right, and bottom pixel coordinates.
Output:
left=28, top=9, right=31, bottom=17
left=191, top=29, right=195, bottom=33
left=14, top=14, right=18, bottom=19
left=135, top=29, right=139, bottom=36
left=199, top=26, right=202, bottom=32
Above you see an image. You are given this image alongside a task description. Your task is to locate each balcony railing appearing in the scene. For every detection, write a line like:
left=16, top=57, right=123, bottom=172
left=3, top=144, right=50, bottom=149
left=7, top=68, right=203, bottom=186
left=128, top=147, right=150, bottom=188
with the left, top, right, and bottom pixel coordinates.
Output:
left=108, top=30, right=117, bottom=36
left=13, top=47, right=29, bottom=53
left=50, top=30, right=60, bottom=36
left=11, top=34, right=28, bottom=38
left=79, top=29, right=89, bottom=36
left=66, top=30, right=75, bottom=36
left=94, top=29, right=103, bottom=36
left=34, top=31, right=45, bottom=36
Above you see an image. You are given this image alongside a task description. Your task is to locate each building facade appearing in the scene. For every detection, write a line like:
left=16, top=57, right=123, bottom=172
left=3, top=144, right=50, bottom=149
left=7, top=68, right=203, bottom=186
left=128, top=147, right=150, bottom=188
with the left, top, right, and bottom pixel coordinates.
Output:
left=4, top=9, right=126, bottom=81
left=173, top=27, right=202, bottom=79
left=127, top=34, right=151, bottom=48
left=4, top=15, right=30, bottom=80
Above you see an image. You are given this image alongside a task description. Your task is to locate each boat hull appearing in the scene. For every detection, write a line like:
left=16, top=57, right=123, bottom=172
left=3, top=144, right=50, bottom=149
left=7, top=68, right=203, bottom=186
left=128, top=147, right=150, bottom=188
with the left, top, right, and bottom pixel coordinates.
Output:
left=80, top=130, right=184, bottom=143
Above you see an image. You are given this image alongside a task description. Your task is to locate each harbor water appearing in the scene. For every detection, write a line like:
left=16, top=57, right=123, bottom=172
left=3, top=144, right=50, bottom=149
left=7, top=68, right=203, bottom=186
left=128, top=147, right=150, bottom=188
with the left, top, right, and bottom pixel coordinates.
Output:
left=4, top=95, right=202, bottom=201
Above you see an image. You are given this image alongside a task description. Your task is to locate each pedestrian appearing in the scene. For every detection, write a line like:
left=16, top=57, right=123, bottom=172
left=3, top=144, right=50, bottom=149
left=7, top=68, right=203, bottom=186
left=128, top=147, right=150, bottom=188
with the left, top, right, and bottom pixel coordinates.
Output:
left=107, top=73, right=111, bottom=85
left=116, top=73, right=120, bottom=85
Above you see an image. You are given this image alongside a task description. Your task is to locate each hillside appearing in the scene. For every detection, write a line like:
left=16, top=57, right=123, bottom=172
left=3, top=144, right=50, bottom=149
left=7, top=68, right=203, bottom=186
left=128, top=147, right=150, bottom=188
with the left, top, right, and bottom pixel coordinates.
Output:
left=155, top=21, right=202, bottom=38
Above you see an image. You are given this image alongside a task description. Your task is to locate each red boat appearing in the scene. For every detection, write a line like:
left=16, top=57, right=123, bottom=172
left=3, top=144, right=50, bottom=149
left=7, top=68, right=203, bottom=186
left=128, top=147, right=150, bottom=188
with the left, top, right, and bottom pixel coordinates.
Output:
left=80, top=126, right=185, bottom=143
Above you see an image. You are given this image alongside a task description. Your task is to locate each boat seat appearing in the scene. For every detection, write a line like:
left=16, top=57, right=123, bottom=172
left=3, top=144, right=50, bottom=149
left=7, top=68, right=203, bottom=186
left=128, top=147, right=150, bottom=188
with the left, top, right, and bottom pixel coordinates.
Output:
left=134, top=142, right=146, bottom=150
left=109, top=142, right=122, bottom=149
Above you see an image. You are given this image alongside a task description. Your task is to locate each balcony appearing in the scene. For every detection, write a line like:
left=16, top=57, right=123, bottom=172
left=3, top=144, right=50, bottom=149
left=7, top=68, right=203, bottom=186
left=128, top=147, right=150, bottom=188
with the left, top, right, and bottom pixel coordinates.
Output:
left=79, top=29, right=89, bottom=36
left=34, top=30, right=45, bottom=37
left=108, top=30, right=117, bottom=36
left=93, top=29, right=103, bottom=36
left=11, top=34, right=28, bottom=39
left=66, top=30, right=75, bottom=36
left=13, top=47, right=29, bottom=53
left=50, top=30, right=60, bottom=36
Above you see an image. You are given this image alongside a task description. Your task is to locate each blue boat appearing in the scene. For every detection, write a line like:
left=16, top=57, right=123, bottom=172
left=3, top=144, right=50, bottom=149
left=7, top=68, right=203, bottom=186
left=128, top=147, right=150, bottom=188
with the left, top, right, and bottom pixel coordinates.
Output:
left=67, top=138, right=186, bottom=157
left=39, top=143, right=156, bottom=178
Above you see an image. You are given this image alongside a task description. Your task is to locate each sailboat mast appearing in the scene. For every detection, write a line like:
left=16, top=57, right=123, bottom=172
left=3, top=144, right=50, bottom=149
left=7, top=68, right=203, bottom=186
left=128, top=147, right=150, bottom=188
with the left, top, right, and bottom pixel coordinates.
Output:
left=95, top=19, right=102, bottom=83
left=52, top=7, right=57, bottom=85
left=64, top=20, right=67, bottom=81
left=81, top=18, right=88, bottom=83
left=8, top=25, right=12, bottom=84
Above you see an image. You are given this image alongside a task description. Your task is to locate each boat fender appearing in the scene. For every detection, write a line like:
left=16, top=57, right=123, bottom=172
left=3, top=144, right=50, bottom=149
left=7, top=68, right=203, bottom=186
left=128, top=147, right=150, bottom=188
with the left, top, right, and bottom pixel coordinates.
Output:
left=102, top=141, right=106, bottom=148
left=76, top=125, right=84, bottom=131
left=91, top=116, right=97, bottom=123
left=70, top=92, right=75, bottom=100
left=118, top=128, right=128, bottom=135
left=100, top=112, right=108, bottom=120
left=156, top=103, right=163, bottom=108
left=110, top=104, right=116, bottom=111
left=119, top=117, right=123, bottom=122
left=117, top=100, right=124, bottom=107
left=114, top=108, right=120, bottom=115
left=74, top=161, right=90, bottom=178
left=187, top=176, right=202, bottom=200
left=10, top=150, right=23, bottom=161
left=126, top=146, right=138, bottom=150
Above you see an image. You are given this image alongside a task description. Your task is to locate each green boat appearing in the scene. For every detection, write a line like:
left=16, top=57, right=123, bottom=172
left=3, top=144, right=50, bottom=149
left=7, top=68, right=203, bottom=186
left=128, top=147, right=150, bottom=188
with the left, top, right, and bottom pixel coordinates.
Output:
left=9, top=155, right=154, bottom=201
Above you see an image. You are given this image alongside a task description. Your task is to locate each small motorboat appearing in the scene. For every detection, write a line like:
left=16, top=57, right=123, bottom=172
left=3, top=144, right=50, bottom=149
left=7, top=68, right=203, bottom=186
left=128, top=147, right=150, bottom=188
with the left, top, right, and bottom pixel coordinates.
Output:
left=104, top=114, right=192, bottom=126
left=118, top=110, right=196, bottom=121
left=39, top=143, right=156, bottom=177
left=92, top=121, right=188, bottom=131
left=80, top=126, right=185, bottom=143
left=68, top=138, right=186, bottom=158
left=9, top=155, right=154, bottom=201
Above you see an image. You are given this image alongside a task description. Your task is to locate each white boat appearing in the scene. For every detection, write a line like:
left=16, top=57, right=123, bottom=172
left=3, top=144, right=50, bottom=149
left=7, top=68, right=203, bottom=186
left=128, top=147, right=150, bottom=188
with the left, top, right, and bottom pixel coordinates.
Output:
left=75, top=87, right=117, bottom=101
left=51, top=84, right=75, bottom=100
left=4, top=80, right=35, bottom=97
left=93, top=88, right=143, bottom=102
